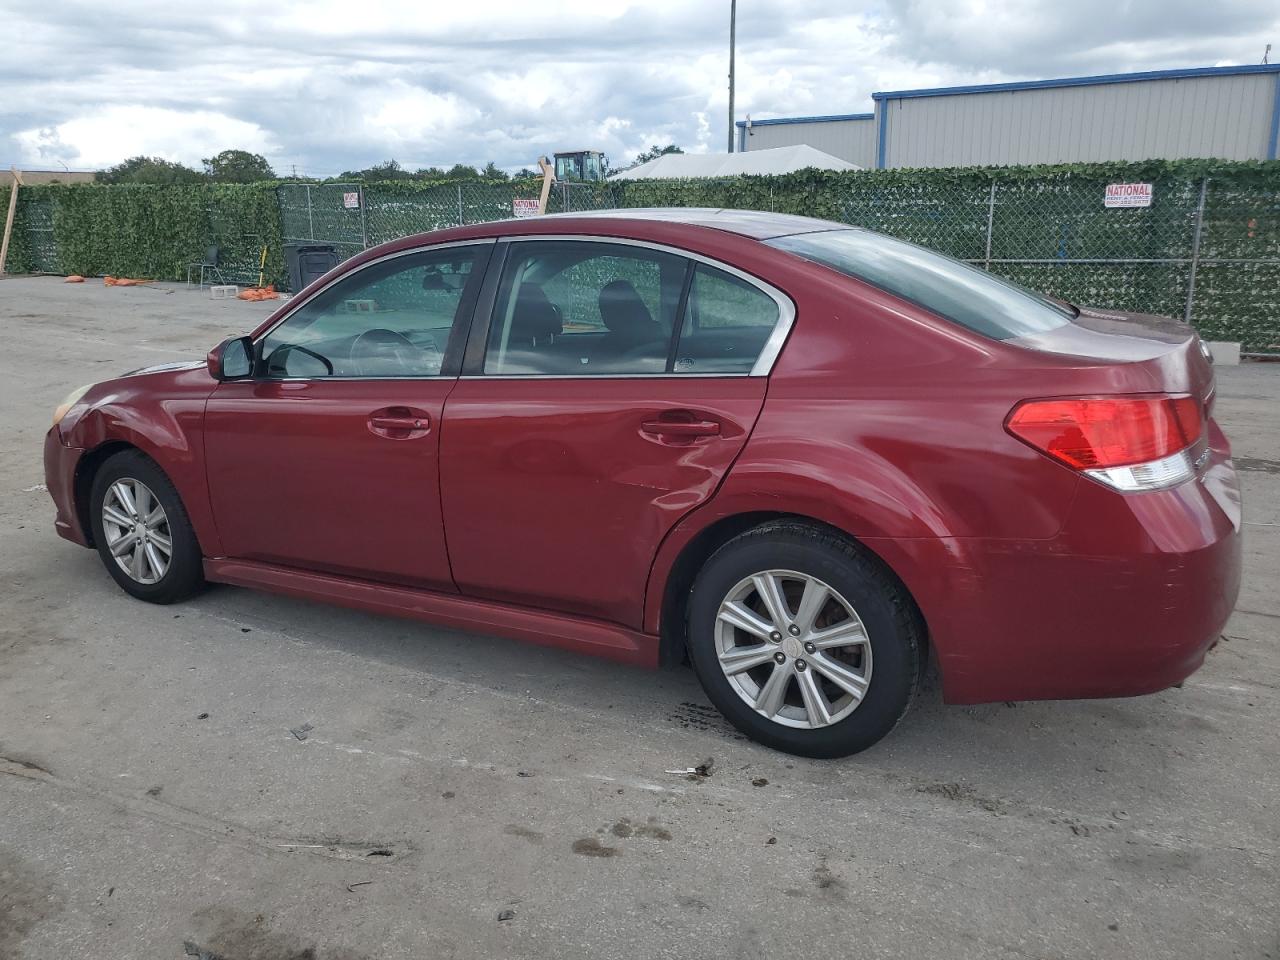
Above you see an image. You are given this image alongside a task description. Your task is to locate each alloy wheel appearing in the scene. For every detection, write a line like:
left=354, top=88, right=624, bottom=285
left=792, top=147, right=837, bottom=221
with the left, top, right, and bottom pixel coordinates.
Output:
left=101, top=478, right=172, bottom=585
left=714, top=569, right=872, bottom=729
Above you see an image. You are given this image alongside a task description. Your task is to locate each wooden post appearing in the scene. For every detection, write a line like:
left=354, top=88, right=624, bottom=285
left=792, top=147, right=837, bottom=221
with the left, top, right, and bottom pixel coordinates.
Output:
left=0, top=167, right=22, bottom=277
left=536, top=156, right=555, bottom=215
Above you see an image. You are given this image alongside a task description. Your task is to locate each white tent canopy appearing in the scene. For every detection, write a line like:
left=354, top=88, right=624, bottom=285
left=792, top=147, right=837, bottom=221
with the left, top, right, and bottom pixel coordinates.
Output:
left=608, top=145, right=861, bottom=181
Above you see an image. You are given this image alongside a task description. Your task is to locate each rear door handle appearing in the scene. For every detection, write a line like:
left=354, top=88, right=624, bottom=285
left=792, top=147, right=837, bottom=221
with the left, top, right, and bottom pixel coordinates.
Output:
left=641, top=419, right=721, bottom=438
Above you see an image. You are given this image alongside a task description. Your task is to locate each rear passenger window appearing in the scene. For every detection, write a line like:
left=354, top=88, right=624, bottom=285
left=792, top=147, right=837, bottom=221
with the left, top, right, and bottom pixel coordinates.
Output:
left=672, top=265, right=781, bottom=374
left=483, top=241, right=686, bottom=375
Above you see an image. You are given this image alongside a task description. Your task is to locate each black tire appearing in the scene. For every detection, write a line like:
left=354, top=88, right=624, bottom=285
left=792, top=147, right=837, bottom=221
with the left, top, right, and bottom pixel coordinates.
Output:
left=687, top=521, right=922, bottom=758
left=88, top=449, right=205, bottom=604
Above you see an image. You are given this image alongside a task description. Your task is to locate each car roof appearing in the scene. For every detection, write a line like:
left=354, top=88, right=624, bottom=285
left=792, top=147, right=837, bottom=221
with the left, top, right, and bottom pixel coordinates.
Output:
left=333, top=209, right=858, bottom=287
left=543, top=207, right=847, bottom=240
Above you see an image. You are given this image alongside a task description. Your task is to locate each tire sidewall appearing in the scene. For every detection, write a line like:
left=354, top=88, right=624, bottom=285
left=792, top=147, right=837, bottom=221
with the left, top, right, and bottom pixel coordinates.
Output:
left=688, top=531, right=916, bottom=758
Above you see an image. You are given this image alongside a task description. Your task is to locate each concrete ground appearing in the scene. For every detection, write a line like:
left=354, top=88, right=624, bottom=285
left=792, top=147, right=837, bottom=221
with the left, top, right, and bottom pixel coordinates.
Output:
left=0, top=275, right=1276, bottom=960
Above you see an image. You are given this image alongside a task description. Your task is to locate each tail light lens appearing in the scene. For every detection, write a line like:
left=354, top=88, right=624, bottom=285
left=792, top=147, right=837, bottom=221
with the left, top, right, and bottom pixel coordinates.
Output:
left=1006, top=395, right=1204, bottom=492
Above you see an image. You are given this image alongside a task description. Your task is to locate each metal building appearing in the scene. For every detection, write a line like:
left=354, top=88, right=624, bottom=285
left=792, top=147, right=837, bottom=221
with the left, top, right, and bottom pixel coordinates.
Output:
left=737, top=64, right=1280, bottom=169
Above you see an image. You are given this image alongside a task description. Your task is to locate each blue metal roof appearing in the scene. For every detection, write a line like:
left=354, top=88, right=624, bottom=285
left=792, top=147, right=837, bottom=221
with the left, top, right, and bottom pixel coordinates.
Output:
left=871, top=63, right=1280, bottom=101
left=733, top=64, right=1280, bottom=164
left=735, top=112, right=873, bottom=129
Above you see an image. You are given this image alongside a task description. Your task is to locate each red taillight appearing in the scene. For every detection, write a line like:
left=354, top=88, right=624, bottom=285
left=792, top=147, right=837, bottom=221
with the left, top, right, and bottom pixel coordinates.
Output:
left=1005, top=395, right=1203, bottom=470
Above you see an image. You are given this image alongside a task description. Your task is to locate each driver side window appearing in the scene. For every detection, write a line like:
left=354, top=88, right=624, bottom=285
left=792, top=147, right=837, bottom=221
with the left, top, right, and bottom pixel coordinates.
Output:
left=261, top=246, right=484, bottom=378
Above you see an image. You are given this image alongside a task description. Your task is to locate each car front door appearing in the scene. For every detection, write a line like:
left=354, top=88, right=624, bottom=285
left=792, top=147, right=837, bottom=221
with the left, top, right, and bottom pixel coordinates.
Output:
left=204, top=241, right=492, bottom=590
left=439, top=238, right=793, bottom=626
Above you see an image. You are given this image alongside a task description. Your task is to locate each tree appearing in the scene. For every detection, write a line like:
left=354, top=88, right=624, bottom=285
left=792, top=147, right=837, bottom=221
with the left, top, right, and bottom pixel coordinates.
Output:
left=414, top=166, right=447, bottom=180
left=339, top=159, right=415, bottom=181
left=628, top=144, right=683, bottom=169
left=481, top=161, right=509, bottom=181
left=203, top=149, right=275, bottom=182
left=512, top=167, right=539, bottom=179
left=97, top=156, right=205, bottom=185
left=445, top=163, right=481, bottom=180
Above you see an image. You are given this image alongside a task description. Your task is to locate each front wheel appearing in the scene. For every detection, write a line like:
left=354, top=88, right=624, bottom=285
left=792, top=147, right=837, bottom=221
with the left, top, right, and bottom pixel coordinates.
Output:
left=88, top=450, right=206, bottom=604
left=687, top=522, right=922, bottom=758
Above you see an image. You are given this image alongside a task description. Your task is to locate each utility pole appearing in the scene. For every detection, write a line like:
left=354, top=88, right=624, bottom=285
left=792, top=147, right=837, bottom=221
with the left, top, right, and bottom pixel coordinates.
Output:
left=727, top=0, right=737, bottom=152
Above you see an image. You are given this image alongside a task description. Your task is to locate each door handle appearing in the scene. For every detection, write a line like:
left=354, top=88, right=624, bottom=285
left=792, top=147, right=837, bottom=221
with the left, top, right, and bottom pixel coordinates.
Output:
left=367, top=408, right=431, bottom=438
left=641, top=419, right=721, bottom=438
left=370, top=415, right=427, bottom=431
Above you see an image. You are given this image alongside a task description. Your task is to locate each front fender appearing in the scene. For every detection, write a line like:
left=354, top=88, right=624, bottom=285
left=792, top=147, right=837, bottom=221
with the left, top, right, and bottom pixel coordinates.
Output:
left=61, top=368, right=222, bottom=557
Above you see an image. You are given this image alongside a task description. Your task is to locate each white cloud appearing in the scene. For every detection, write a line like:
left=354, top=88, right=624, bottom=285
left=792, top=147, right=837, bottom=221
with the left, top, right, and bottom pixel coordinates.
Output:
left=14, top=105, right=272, bottom=169
left=2, top=0, right=1277, bottom=174
left=363, top=85, right=473, bottom=145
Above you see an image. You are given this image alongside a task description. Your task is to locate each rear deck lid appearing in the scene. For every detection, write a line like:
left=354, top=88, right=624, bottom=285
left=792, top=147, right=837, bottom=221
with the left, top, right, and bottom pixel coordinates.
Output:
left=1010, top=305, right=1215, bottom=409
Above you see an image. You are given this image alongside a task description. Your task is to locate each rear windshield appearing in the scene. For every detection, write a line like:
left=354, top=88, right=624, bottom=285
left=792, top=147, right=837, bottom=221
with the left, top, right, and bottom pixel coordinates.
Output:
left=767, top=229, right=1072, bottom=340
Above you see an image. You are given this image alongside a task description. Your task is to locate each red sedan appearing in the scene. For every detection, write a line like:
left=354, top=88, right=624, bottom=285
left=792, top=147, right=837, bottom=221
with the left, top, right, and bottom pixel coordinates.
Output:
left=44, top=210, right=1242, bottom=757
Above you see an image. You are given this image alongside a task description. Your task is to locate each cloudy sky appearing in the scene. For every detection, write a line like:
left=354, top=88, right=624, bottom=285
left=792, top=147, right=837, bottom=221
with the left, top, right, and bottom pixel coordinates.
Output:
left=3, top=0, right=1277, bottom=176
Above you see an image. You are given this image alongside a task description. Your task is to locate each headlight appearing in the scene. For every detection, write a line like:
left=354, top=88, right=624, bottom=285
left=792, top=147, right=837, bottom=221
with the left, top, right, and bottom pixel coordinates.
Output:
left=52, top=384, right=93, bottom=427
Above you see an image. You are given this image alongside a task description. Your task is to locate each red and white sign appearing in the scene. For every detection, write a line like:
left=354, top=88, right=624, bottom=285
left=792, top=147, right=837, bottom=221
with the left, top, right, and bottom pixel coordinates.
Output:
left=343, top=191, right=360, bottom=209
left=512, top=198, right=541, bottom=218
left=1104, top=183, right=1153, bottom=208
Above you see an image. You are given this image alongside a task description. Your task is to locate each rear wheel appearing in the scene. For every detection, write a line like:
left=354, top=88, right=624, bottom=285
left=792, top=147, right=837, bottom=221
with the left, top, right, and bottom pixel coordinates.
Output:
left=89, top=450, right=205, bottom=603
left=687, top=522, right=921, bottom=758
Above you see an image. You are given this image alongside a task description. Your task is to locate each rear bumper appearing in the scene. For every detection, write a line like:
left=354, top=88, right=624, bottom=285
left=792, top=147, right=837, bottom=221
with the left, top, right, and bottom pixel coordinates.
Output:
left=908, top=435, right=1242, bottom=705
left=44, top=427, right=88, bottom=546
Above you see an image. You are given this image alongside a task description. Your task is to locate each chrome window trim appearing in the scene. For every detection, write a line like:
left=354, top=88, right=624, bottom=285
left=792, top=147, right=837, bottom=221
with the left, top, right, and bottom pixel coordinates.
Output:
left=247, top=375, right=457, bottom=382
left=249, top=234, right=797, bottom=382
left=252, top=238, right=497, bottom=348
left=493, top=234, right=797, bottom=378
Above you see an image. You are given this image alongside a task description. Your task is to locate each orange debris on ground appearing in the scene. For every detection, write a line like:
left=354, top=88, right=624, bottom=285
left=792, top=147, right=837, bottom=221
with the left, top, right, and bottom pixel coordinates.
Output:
left=238, top=285, right=279, bottom=301
left=64, top=275, right=85, bottom=283
left=103, top=276, right=155, bottom=287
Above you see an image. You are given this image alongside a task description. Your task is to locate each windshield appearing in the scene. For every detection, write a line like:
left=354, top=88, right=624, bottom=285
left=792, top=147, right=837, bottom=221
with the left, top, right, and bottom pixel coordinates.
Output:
left=767, top=229, right=1073, bottom=340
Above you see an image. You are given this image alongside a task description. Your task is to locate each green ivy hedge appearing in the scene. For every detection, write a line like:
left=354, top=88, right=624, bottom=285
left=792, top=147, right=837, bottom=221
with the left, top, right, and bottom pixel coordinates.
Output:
left=606, top=159, right=1280, bottom=350
left=4, top=182, right=287, bottom=286
left=5, top=159, right=1278, bottom=349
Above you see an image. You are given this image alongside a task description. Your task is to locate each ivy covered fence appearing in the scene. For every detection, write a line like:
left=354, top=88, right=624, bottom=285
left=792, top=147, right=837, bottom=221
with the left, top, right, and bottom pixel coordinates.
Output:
left=2, top=158, right=1278, bottom=351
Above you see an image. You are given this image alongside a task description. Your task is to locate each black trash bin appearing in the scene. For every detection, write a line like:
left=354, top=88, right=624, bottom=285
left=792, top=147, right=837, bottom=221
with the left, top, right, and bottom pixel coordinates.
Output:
left=284, top=244, right=340, bottom=293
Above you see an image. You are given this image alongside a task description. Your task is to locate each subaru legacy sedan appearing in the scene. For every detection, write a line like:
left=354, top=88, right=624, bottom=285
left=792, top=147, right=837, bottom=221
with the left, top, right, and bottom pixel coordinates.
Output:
left=44, top=209, right=1242, bottom=757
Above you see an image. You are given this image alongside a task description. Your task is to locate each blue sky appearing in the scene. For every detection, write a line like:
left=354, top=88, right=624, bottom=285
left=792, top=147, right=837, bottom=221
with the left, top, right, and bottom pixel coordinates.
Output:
left=2, top=0, right=1277, bottom=175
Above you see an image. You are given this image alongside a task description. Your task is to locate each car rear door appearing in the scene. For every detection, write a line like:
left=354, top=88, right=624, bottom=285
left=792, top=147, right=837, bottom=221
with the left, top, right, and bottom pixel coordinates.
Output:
left=204, top=240, right=492, bottom=590
left=439, top=238, right=793, bottom=627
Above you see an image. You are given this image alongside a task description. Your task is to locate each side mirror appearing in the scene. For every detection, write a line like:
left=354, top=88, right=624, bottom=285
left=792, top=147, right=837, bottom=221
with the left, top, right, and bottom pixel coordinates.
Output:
left=208, top=336, right=254, bottom=381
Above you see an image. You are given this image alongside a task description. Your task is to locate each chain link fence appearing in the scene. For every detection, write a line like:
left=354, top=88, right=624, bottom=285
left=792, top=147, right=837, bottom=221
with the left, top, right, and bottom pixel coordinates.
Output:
left=21, top=197, right=58, bottom=273
left=859, top=175, right=1278, bottom=349
left=277, top=182, right=367, bottom=259
left=276, top=179, right=616, bottom=260
left=5, top=168, right=1278, bottom=351
left=611, top=172, right=1280, bottom=352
